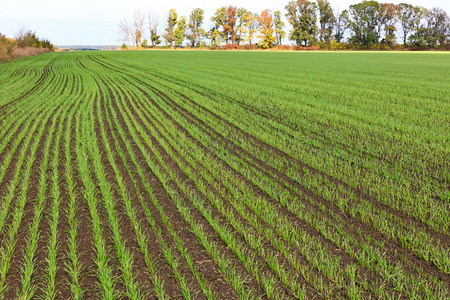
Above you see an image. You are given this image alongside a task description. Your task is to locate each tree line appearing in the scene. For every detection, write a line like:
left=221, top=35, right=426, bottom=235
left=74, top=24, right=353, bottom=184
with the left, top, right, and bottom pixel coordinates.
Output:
left=0, top=28, right=54, bottom=61
left=119, top=0, right=450, bottom=50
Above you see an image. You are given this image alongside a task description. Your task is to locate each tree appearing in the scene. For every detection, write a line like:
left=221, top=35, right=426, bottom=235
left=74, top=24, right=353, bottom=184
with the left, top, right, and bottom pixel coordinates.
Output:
left=408, top=6, right=430, bottom=47
left=211, top=7, right=227, bottom=44
left=187, top=8, right=205, bottom=48
left=317, top=0, right=336, bottom=43
left=119, top=18, right=133, bottom=46
left=236, top=8, right=250, bottom=45
left=334, top=9, right=349, bottom=42
left=273, top=11, right=285, bottom=46
left=257, top=10, right=277, bottom=49
left=119, top=12, right=145, bottom=47
left=242, top=13, right=258, bottom=44
left=133, top=11, right=145, bottom=47
left=211, top=6, right=252, bottom=45
left=224, top=6, right=238, bottom=43
left=399, top=3, right=415, bottom=45
left=427, top=7, right=450, bottom=46
left=164, top=9, right=177, bottom=48
left=285, top=0, right=318, bottom=46
left=347, top=0, right=381, bottom=46
left=209, top=27, right=224, bottom=46
left=410, top=7, right=450, bottom=48
left=174, top=16, right=187, bottom=47
left=211, top=7, right=255, bottom=46
left=378, top=3, right=401, bottom=45
left=148, top=12, right=161, bottom=47
left=15, top=28, right=42, bottom=48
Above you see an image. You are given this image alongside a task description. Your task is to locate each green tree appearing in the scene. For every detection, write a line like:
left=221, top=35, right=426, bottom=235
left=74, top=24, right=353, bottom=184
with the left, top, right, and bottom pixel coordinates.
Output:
left=399, top=3, right=415, bottom=45
left=317, top=0, right=336, bottom=43
left=285, top=0, right=318, bottom=46
left=273, top=10, right=285, bottom=46
left=427, top=7, right=450, bottom=47
left=211, top=7, right=228, bottom=44
left=150, top=32, right=161, bottom=47
left=347, top=0, right=381, bottom=46
left=164, top=9, right=177, bottom=48
left=410, top=7, right=450, bottom=48
left=148, top=13, right=161, bottom=48
left=408, top=6, right=430, bottom=47
left=334, top=9, right=349, bottom=42
left=174, top=16, right=187, bottom=47
left=187, top=8, right=205, bottom=48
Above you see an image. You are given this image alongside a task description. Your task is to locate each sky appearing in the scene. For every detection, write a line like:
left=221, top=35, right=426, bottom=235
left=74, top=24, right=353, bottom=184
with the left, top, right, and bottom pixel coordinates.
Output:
left=1, top=0, right=449, bottom=45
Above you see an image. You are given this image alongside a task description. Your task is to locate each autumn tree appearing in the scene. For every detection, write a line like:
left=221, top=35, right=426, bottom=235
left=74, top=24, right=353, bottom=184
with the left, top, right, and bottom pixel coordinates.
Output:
left=212, top=6, right=252, bottom=45
left=0, top=33, right=7, bottom=61
left=235, top=8, right=250, bottom=45
left=257, top=10, right=276, bottom=49
left=224, top=6, right=238, bottom=43
left=273, top=11, right=285, bottom=46
left=242, top=12, right=258, bottom=44
left=187, top=8, right=205, bottom=48
left=14, top=28, right=46, bottom=48
left=148, top=12, right=161, bottom=47
left=174, top=16, right=187, bottom=47
left=119, top=18, right=134, bottom=46
left=208, top=26, right=224, bottom=46
left=317, top=0, right=336, bottom=43
left=133, top=11, right=145, bottom=47
left=164, top=9, right=177, bottom=48
left=378, top=3, right=401, bottom=45
left=211, top=7, right=227, bottom=44
left=285, top=0, right=318, bottom=46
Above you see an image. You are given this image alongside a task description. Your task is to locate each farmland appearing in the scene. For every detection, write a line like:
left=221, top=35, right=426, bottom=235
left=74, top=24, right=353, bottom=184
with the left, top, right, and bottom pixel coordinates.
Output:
left=0, top=50, right=448, bottom=299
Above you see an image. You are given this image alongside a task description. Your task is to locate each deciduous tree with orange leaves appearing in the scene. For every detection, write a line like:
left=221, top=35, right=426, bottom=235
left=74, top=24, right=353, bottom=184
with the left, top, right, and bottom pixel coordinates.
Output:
left=224, top=6, right=238, bottom=43
left=258, top=9, right=277, bottom=49
left=378, top=3, right=402, bottom=45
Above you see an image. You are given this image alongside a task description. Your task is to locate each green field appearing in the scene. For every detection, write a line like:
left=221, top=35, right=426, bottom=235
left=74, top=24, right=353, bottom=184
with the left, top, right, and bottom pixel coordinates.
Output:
left=0, top=50, right=449, bottom=299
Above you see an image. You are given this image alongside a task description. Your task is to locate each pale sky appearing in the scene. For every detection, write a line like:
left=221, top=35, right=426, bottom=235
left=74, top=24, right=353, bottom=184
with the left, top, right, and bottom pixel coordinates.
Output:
left=1, top=0, right=449, bottom=45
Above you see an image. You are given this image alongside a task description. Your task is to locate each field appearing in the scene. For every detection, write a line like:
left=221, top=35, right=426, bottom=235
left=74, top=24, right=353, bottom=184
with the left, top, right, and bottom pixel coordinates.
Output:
left=0, top=50, right=448, bottom=299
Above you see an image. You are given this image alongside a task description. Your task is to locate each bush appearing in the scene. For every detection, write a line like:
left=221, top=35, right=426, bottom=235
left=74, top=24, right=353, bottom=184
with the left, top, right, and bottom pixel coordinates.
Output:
left=275, top=45, right=292, bottom=51
left=292, top=45, right=318, bottom=51
left=239, top=44, right=258, bottom=50
left=208, top=45, right=222, bottom=50
left=0, top=29, right=53, bottom=61
left=222, top=43, right=239, bottom=50
left=12, top=47, right=50, bottom=59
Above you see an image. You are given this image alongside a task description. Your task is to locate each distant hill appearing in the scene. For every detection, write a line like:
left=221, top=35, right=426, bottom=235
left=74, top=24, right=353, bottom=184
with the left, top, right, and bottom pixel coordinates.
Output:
left=57, top=45, right=119, bottom=51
